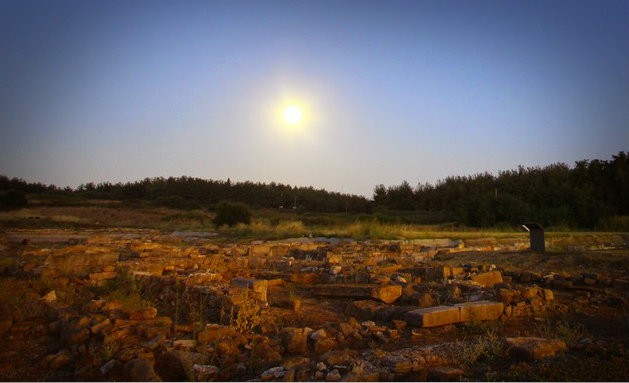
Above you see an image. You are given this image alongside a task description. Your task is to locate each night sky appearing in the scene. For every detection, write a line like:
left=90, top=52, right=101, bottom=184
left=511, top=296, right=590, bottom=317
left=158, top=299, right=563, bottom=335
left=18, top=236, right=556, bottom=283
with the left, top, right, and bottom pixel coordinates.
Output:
left=1, top=0, right=627, bottom=196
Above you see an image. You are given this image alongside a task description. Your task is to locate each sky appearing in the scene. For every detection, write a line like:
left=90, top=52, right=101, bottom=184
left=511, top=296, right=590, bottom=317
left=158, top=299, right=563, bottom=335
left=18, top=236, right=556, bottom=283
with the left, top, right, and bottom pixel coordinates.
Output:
left=1, top=0, right=627, bottom=197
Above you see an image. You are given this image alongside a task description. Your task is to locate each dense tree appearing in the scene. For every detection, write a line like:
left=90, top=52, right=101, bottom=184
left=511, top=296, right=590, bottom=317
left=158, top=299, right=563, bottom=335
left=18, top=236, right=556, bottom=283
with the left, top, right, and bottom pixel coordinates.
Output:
left=373, top=152, right=628, bottom=228
left=2, top=152, right=625, bottom=228
left=0, top=189, right=28, bottom=210
left=213, top=201, right=252, bottom=227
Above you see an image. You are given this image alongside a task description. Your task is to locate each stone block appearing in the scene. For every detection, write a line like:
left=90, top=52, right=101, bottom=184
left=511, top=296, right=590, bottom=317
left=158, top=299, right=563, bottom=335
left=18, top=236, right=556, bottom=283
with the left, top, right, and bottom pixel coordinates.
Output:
left=404, top=306, right=460, bottom=327
left=454, top=301, right=504, bottom=322
left=506, top=337, right=567, bottom=360
left=197, top=324, right=236, bottom=344
left=129, top=307, right=158, bottom=321
left=470, top=271, right=503, bottom=287
left=371, top=284, right=402, bottom=304
left=312, top=284, right=401, bottom=304
left=231, top=277, right=268, bottom=302
left=248, top=244, right=271, bottom=257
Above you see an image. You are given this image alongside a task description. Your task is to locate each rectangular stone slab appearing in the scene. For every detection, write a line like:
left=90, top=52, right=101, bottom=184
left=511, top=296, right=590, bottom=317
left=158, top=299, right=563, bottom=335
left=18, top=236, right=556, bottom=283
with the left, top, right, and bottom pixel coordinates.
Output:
left=470, top=271, right=503, bottom=287
left=404, top=306, right=461, bottom=327
left=454, top=300, right=504, bottom=322
left=311, top=284, right=402, bottom=304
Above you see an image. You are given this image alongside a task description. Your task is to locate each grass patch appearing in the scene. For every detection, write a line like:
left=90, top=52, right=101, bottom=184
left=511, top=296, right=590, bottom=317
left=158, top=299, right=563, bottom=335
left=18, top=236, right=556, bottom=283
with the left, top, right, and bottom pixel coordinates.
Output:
left=91, top=269, right=153, bottom=311
left=449, top=329, right=507, bottom=367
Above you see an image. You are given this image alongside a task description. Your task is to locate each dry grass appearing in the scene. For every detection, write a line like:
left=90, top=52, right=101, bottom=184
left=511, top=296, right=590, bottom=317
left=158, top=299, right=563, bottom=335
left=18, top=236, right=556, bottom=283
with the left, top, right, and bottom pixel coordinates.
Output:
left=448, top=329, right=507, bottom=367
left=437, top=249, right=629, bottom=278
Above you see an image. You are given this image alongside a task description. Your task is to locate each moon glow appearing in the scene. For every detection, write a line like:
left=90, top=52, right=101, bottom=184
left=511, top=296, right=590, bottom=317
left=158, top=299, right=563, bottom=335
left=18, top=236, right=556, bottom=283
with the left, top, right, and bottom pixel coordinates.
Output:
left=283, top=105, right=304, bottom=125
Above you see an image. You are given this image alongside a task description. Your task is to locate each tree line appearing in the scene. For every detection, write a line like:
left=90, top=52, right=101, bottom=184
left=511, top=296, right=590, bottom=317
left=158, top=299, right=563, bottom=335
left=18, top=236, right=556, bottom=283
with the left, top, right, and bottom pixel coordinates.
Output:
left=373, top=152, right=628, bottom=228
left=0, top=175, right=372, bottom=214
left=1, top=152, right=626, bottom=228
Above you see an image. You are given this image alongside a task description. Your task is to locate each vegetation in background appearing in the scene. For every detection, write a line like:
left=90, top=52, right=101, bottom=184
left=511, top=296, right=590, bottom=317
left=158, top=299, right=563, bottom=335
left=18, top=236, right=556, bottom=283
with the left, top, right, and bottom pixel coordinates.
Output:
left=0, top=190, right=27, bottom=211
left=0, top=151, right=626, bottom=229
left=374, top=151, right=628, bottom=229
left=213, top=201, right=252, bottom=227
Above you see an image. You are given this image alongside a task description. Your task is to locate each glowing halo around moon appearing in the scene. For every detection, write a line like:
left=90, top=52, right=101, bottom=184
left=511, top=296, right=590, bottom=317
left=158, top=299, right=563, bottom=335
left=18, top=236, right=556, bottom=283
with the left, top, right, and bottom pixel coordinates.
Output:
left=282, top=104, right=304, bottom=126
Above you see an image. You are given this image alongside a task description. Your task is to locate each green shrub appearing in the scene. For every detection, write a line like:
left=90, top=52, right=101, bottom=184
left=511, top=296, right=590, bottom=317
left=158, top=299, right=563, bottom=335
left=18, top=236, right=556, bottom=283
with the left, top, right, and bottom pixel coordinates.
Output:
left=213, top=201, right=252, bottom=227
left=0, top=189, right=27, bottom=210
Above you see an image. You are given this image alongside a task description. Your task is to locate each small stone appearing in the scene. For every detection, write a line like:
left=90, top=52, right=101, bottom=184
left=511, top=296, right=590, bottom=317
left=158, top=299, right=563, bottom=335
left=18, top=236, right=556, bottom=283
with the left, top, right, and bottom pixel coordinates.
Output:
left=329, top=266, right=342, bottom=275
left=316, top=362, right=327, bottom=371
left=41, top=290, right=57, bottom=302
left=44, top=350, right=72, bottom=370
left=470, top=271, right=503, bottom=287
left=506, top=337, right=567, bottom=360
left=173, top=339, right=197, bottom=351
left=192, top=364, right=218, bottom=381
left=361, top=321, right=376, bottom=327
left=261, top=366, right=286, bottom=381
left=391, top=274, right=407, bottom=284
left=392, top=320, right=407, bottom=330
left=583, top=277, right=596, bottom=286
left=100, top=359, right=122, bottom=376
left=129, top=307, right=158, bottom=320
left=310, top=328, right=327, bottom=341
left=325, top=369, right=341, bottom=381
left=314, top=338, right=338, bottom=353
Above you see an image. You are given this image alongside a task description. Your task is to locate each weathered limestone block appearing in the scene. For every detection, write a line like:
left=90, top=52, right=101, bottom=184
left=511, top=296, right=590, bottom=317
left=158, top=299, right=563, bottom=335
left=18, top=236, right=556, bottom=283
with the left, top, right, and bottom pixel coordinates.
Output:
left=326, top=253, right=343, bottom=265
left=371, top=285, right=403, bottom=304
left=136, top=317, right=173, bottom=339
left=282, top=327, right=312, bottom=355
left=249, top=256, right=268, bottom=268
left=269, top=245, right=290, bottom=257
left=498, top=288, right=520, bottom=304
left=454, top=301, right=504, bottom=322
left=44, top=247, right=118, bottom=276
left=398, top=267, right=446, bottom=281
left=129, top=307, right=158, bottom=321
left=404, top=306, right=460, bottom=327
left=312, top=284, right=402, bottom=304
left=449, top=266, right=465, bottom=277
left=268, top=291, right=301, bottom=311
left=196, top=324, right=237, bottom=344
left=314, top=337, right=338, bottom=353
left=506, top=337, right=567, bottom=360
left=230, top=277, right=268, bottom=302
left=248, top=244, right=271, bottom=257
left=289, top=272, right=321, bottom=285
left=470, top=271, right=503, bottom=287
left=521, top=286, right=542, bottom=299
left=43, top=350, right=73, bottom=370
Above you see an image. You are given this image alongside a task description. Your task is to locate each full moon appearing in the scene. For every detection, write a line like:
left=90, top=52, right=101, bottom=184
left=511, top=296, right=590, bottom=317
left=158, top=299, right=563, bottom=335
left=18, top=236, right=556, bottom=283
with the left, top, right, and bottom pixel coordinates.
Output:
left=283, top=105, right=304, bottom=125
